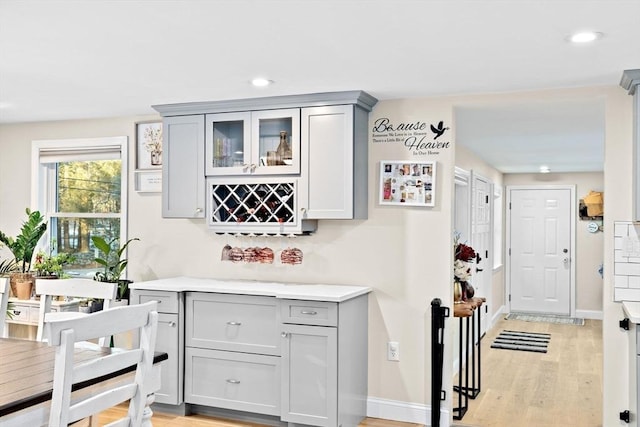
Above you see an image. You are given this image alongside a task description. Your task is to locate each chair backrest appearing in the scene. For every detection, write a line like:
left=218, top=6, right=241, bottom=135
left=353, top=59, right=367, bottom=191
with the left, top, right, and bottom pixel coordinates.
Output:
left=44, top=300, right=158, bottom=427
left=35, top=278, right=118, bottom=345
left=0, top=277, right=9, bottom=338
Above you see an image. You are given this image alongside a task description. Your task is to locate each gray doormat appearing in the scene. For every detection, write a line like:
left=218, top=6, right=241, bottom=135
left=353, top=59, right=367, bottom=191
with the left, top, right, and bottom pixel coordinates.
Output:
left=491, top=330, right=551, bottom=353
left=505, top=312, right=585, bottom=326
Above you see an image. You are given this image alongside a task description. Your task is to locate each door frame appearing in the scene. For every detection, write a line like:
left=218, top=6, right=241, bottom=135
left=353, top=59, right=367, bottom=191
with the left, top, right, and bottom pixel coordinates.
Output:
left=471, top=171, right=493, bottom=333
left=505, top=185, right=577, bottom=317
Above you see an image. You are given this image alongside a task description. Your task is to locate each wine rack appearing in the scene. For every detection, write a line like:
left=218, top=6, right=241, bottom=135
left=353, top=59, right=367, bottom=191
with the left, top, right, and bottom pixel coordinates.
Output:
left=206, top=177, right=316, bottom=235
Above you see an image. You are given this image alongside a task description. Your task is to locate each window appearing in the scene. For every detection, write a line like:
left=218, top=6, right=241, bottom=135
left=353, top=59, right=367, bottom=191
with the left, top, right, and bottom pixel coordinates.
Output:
left=31, top=137, right=128, bottom=278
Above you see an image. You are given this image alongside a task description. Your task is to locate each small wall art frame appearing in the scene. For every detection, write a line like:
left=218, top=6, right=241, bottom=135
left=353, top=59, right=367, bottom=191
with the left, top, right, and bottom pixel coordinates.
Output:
left=135, top=120, right=163, bottom=192
left=136, top=120, right=163, bottom=170
left=379, top=160, right=436, bottom=207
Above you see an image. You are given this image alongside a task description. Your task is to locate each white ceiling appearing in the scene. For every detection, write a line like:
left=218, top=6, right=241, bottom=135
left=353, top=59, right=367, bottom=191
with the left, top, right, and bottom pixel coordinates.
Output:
left=1, top=0, right=638, bottom=173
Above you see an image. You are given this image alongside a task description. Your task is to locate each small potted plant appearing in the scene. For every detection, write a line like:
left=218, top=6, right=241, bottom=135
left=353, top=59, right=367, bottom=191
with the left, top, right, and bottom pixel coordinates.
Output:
left=33, top=251, right=76, bottom=279
left=0, top=208, right=47, bottom=299
left=92, top=235, right=139, bottom=306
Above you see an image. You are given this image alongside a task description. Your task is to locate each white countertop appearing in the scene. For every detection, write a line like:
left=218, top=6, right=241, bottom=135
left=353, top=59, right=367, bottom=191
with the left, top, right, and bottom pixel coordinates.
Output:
left=623, top=301, right=640, bottom=324
left=129, top=276, right=372, bottom=302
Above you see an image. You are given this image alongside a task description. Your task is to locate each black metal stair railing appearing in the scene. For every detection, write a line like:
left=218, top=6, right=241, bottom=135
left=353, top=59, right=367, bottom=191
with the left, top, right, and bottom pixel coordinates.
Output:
left=431, top=298, right=449, bottom=427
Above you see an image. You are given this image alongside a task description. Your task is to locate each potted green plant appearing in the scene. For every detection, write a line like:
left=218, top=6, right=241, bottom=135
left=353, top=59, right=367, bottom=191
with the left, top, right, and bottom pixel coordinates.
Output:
left=92, top=235, right=139, bottom=305
left=33, top=251, right=76, bottom=279
left=1, top=259, right=18, bottom=320
left=0, top=209, right=47, bottom=299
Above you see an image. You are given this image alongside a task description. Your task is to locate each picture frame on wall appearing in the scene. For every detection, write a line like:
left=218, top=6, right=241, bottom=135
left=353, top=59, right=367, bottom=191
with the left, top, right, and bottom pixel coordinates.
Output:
left=379, top=160, right=436, bottom=207
left=134, top=170, right=162, bottom=193
left=135, top=120, right=163, bottom=170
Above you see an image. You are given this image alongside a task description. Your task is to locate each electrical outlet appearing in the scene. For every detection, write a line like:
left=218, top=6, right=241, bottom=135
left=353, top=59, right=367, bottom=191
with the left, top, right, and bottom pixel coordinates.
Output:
left=387, top=341, right=400, bottom=361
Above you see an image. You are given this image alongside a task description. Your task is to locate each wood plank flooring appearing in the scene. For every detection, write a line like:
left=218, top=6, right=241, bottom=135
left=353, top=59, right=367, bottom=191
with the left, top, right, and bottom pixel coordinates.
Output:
left=99, top=317, right=602, bottom=427
left=457, top=317, right=602, bottom=427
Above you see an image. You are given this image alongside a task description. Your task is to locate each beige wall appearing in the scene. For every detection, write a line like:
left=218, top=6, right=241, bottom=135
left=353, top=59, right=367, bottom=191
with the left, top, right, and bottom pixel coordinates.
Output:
left=504, top=172, right=604, bottom=315
left=454, top=144, right=505, bottom=324
left=0, top=99, right=457, bottom=412
left=0, top=85, right=633, bottom=425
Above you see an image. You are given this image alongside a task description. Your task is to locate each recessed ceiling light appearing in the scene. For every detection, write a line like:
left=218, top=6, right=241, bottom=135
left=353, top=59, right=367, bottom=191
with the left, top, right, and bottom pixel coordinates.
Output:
left=251, top=78, right=273, bottom=87
left=539, top=165, right=551, bottom=174
left=568, top=31, right=603, bottom=43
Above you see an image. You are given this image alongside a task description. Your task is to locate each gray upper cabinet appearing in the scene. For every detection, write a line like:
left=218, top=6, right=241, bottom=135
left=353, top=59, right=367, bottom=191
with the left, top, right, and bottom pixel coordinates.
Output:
left=153, top=91, right=377, bottom=223
left=162, top=115, right=205, bottom=218
left=300, top=104, right=369, bottom=219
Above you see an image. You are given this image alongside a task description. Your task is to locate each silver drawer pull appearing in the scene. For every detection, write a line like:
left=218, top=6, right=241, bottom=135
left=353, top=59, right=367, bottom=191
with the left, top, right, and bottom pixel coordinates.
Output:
left=226, top=321, right=242, bottom=326
left=226, top=379, right=241, bottom=384
left=12, top=310, right=21, bottom=315
left=159, top=320, right=176, bottom=327
left=281, top=332, right=289, bottom=338
left=300, top=310, right=317, bottom=315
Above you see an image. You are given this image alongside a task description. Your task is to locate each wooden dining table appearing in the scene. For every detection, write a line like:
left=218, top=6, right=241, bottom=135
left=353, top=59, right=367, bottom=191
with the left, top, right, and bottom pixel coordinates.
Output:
left=0, top=338, right=167, bottom=427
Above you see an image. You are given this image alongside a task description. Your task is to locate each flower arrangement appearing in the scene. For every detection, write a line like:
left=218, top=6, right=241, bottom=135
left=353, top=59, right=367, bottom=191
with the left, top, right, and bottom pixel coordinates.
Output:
left=453, top=233, right=481, bottom=301
left=143, top=125, right=162, bottom=154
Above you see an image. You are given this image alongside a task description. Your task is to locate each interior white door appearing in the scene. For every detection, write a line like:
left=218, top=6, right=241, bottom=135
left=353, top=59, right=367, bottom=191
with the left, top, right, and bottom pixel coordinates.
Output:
left=509, top=188, right=572, bottom=315
left=471, top=174, right=491, bottom=334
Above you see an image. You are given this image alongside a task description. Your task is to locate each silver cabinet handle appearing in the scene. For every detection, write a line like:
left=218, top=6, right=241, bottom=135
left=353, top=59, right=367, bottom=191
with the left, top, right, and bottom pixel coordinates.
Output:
left=195, top=208, right=203, bottom=214
left=226, top=379, right=241, bottom=384
left=12, top=310, right=20, bottom=315
left=300, top=310, right=317, bottom=315
left=159, top=320, right=176, bottom=327
left=250, top=164, right=257, bottom=172
left=281, top=332, right=289, bottom=338
left=227, top=321, right=242, bottom=326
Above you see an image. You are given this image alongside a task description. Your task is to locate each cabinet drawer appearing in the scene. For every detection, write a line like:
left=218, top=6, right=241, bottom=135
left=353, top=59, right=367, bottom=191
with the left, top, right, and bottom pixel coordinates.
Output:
left=186, top=293, right=279, bottom=355
left=281, top=300, right=337, bottom=326
left=136, top=290, right=180, bottom=313
left=7, top=304, right=30, bottom=323
left=185, top=347, right=280, bottom=416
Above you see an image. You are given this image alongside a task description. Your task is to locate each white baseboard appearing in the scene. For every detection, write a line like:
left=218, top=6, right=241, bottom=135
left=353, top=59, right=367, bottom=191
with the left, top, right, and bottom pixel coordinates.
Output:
left=367, top=396, right=450, bottom=427
left=576, top=309, right=603, bottom=320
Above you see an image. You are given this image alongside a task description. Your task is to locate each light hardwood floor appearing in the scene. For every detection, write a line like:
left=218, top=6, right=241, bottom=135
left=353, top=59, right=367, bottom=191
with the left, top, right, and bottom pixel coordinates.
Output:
left=99, top=317, right=602, bottom=427
left=457, top=317, right=603, bottom=427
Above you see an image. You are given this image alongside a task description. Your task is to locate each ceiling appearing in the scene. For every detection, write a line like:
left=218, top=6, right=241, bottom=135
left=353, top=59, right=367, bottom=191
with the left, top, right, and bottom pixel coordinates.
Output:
left=1, top=0, right=638, bottom=173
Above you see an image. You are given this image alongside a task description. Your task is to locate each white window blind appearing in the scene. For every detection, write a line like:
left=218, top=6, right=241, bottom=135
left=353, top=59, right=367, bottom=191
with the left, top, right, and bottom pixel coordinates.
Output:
left=35, top=137, right=123, bottom=163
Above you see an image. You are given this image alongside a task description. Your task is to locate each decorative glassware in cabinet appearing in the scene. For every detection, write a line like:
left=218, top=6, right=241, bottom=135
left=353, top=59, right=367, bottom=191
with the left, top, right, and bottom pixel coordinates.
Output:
left=206, top=112, right=251, bottom=176
left=253, top=108, right=300, bottom=174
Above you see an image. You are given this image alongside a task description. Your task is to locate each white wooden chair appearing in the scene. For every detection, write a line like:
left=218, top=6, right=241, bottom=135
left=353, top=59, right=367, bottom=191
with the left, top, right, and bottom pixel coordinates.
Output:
left=0, top=277, right=9, bottom=338
left=36, top=278, right=118, bottom=346
left=44, top=300, right=158, bottom=427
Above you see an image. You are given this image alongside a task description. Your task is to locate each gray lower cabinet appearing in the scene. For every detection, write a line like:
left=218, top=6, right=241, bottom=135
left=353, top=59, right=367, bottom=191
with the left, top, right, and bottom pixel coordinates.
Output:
left=281, top=323, right=338, bottom=427
left=131, top=289, right=184, bottom=405
left=185, top=347, right=280, bottom=416
left=133, top=287, right=368, bottom=427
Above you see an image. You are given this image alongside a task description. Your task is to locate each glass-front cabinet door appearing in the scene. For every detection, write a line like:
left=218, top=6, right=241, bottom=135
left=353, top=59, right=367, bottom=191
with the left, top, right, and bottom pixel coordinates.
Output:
left=205, top=109, right=300, bottom=176
left=205, top=112, right=251, bottom=176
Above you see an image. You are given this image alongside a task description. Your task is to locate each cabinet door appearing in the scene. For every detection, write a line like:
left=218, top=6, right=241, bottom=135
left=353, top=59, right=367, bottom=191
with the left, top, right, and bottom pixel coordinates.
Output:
left=281, top=324, right=337, bottom=427
left=205, top=112, right=252, bottom=176
left=155, top=313, right=182, bottom=405
left=163, top=115, right=205, bottom=218
left=301, top=105, right=357, bottom=219
left=252, top=108, right=301, bottom=175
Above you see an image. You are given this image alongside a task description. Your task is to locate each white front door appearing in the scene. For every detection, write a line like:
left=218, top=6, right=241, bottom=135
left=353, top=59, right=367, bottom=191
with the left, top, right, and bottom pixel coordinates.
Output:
left=508, top=187, right=573, bottom=315
left=471, top=173, right=492, bottom=334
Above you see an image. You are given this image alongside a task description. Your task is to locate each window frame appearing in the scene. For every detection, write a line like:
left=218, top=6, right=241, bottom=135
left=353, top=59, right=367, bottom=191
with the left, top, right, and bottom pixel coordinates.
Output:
left=30, top=136, right=129, bottom=257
